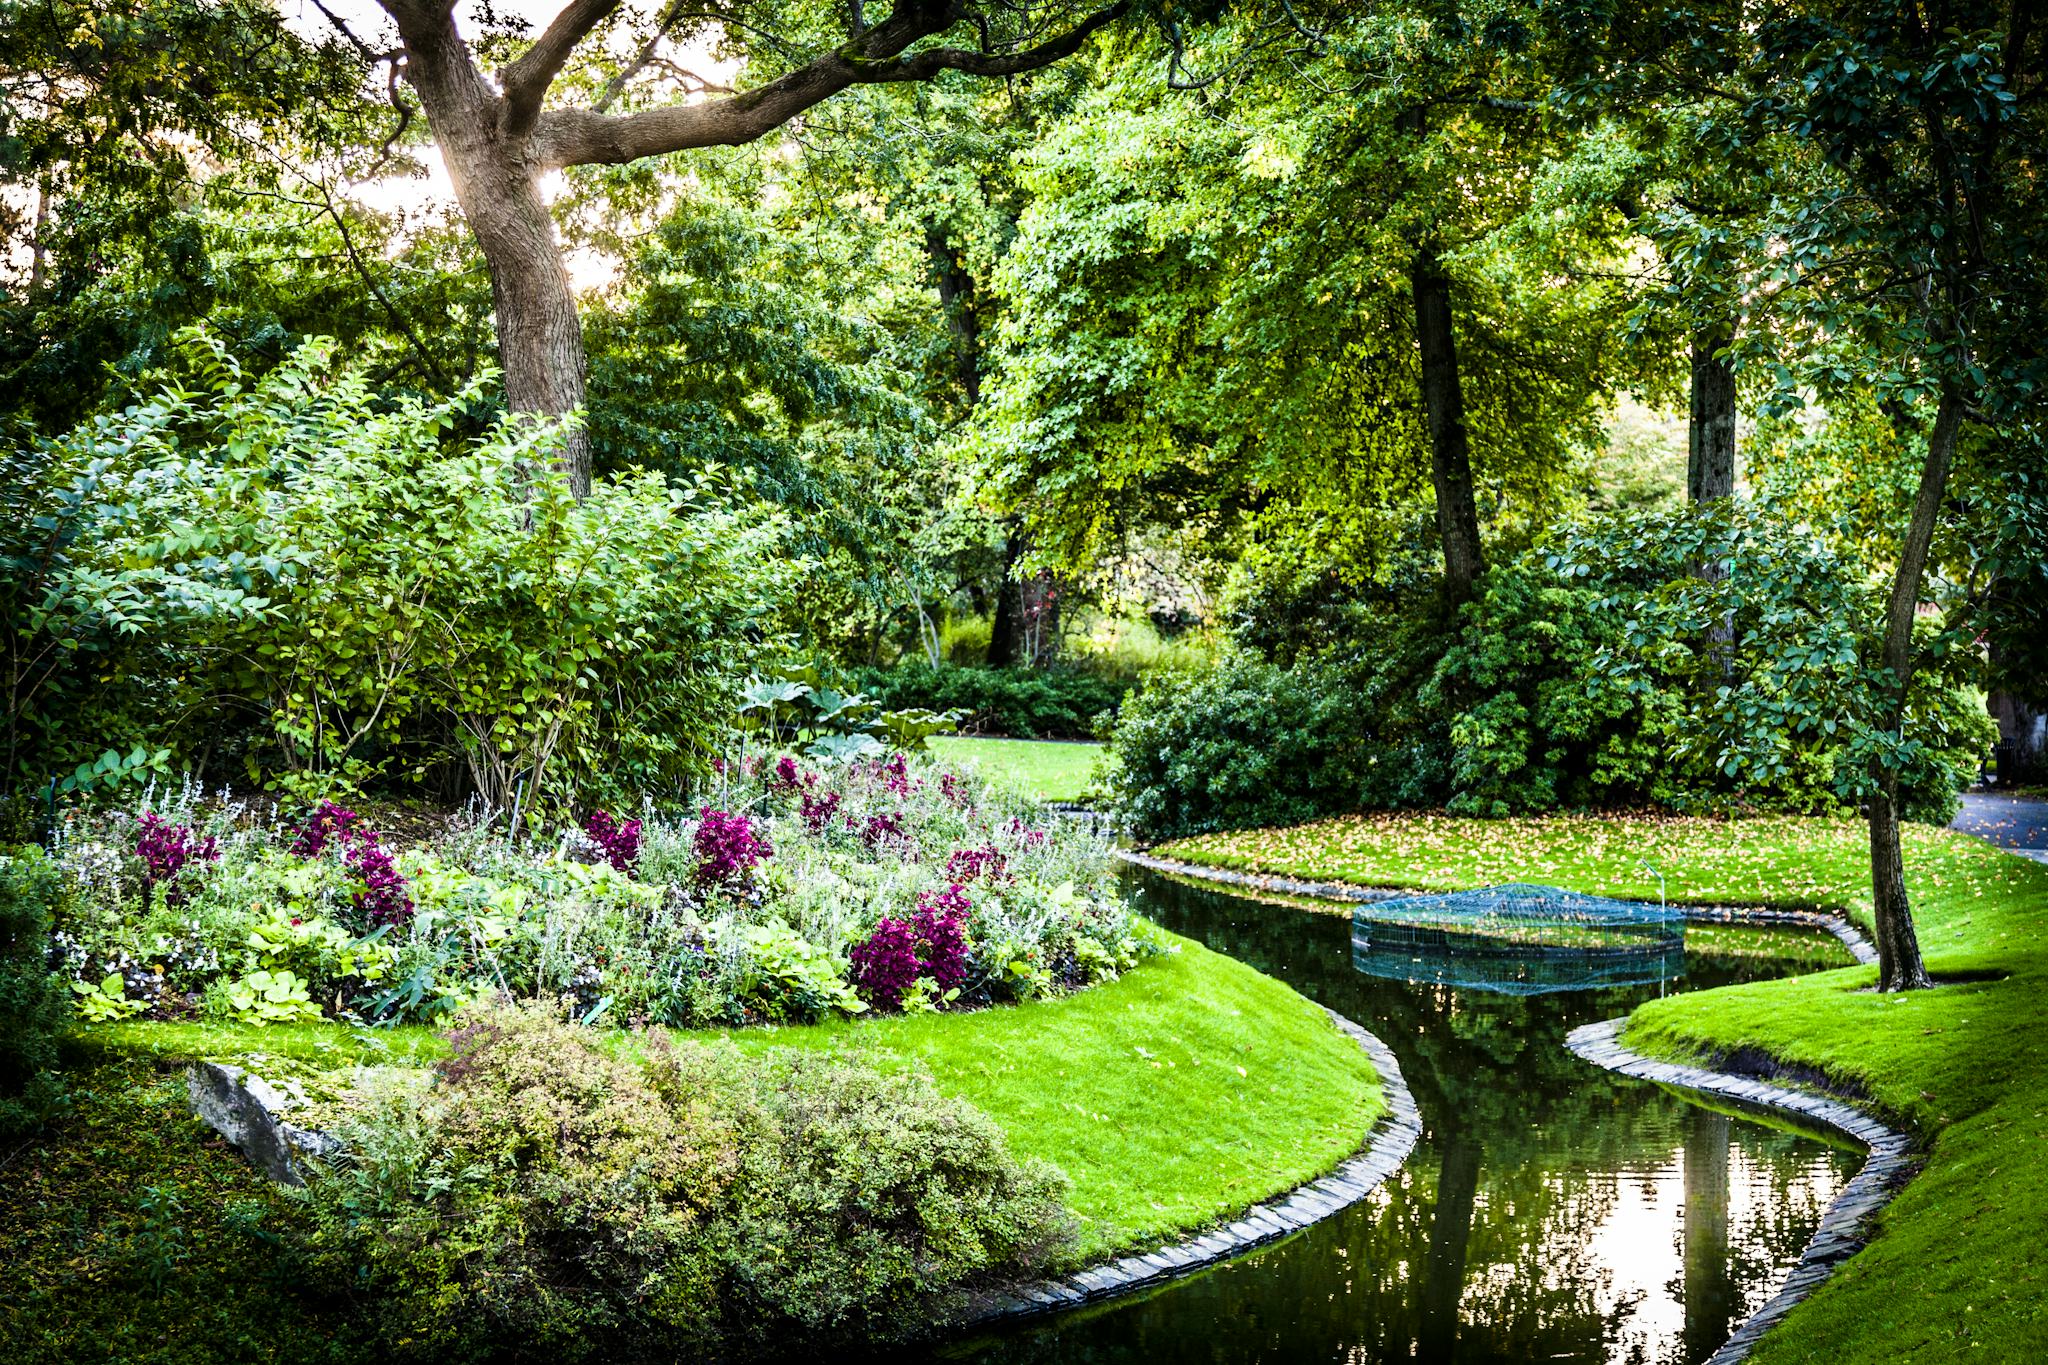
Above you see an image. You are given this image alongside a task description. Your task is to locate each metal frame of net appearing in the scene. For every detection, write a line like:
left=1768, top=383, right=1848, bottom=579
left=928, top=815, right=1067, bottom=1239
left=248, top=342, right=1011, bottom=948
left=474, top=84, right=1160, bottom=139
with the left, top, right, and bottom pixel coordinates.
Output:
left=1350, top=883, right=1687, bottom=996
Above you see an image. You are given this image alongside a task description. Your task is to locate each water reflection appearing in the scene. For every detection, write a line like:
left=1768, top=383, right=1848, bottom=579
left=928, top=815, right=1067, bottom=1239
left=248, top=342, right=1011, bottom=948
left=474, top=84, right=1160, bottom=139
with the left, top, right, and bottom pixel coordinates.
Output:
left=941, top=870, right=1857, bottom=1365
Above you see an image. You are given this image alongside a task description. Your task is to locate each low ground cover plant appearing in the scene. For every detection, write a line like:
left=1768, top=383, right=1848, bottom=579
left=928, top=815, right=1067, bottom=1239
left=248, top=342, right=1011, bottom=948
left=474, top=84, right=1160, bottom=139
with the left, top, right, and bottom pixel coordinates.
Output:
left=43, top=752, right=1147, bottom=1033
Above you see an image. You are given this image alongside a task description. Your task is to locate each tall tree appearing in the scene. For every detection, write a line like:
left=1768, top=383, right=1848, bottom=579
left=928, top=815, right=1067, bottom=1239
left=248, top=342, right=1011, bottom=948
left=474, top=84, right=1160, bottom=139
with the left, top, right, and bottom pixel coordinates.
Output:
left=361, top=0, right=1131, bottom=495
left=1559, top=0, right=2047, bottom=989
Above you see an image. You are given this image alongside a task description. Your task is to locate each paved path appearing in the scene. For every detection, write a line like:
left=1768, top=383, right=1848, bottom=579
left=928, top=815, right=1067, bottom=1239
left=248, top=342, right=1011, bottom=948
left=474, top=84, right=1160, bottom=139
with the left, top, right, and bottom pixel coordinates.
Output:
left=1951, top=792, right=2048, bottom=863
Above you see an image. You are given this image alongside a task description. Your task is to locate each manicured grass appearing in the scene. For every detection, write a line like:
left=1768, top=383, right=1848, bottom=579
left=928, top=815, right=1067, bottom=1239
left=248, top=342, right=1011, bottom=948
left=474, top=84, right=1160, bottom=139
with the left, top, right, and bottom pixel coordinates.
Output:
left=711, top=929, right=1380, bottom=1260
left=1158, top=810, right=1916, bottom=915
left=46, top=929, right=1380, bottom=1270
left=926, top=735, right=1107, bottom=803
left=1165, top=808, right=2046, bottom=1362
left=1624, top=836, right=2048, bottom=1364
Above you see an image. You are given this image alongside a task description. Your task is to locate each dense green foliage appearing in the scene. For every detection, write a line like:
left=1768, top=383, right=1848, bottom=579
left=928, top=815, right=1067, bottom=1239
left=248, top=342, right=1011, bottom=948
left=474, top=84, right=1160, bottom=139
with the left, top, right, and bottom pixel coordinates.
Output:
left=0, top=846, right=69, bottom=1135
left=4, top=334, right=781, bottom=808
left=853, top=663, right=1129, bottom=740
left=1113, top=506, right=1994, bottom=840
left=305, top=1001, right=1070, bottom=1358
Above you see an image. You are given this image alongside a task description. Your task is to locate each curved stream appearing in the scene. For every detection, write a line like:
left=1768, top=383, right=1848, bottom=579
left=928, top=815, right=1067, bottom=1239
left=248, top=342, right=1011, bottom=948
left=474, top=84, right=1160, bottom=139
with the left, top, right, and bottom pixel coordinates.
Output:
left=947, top=867, right=1860, bottom=1365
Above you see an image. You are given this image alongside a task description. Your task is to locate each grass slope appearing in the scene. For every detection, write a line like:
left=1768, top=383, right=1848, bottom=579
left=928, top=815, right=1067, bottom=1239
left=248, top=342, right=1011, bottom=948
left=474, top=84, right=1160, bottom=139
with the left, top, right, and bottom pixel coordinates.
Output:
left=1626, top=838, right=2048, bottom=1364
left=4, top=931, right=1381, bottom=1363
left=714, top=929, right=1379, bottom=1260
left=926, top=736, right=1106, bottom=804
left=1165, top=809, right=2047, bottom=1362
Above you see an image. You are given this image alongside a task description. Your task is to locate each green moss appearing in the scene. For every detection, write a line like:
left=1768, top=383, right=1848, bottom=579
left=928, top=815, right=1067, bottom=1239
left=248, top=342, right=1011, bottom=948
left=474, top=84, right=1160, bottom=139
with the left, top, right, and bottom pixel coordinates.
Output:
left=0, top=1052, right=376, bottom=1362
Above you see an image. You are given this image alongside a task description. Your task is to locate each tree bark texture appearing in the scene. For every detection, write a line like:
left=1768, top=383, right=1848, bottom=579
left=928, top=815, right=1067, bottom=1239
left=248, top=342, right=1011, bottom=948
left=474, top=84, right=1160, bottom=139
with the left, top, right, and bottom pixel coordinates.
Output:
left=1867, top=388, right=1962, bottom=992
left=1410, top=246, right=1485, bottom=607
left=374, top=0, right=1128, bottom=498
left=1687, top=324, right=1737, bottom=503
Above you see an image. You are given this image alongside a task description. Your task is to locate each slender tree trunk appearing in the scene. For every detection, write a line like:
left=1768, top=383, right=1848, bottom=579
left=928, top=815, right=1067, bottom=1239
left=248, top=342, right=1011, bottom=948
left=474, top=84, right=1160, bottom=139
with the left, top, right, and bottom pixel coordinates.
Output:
left=925, top=224, right=982, bottom=407
left=1410, top=246, right=1485, bottom=607
left=986, top=533, right=1026, bottom=667
left=1868, top=389, right=1962, bottom=992
left=1687, top=324, right=1737, bottom=503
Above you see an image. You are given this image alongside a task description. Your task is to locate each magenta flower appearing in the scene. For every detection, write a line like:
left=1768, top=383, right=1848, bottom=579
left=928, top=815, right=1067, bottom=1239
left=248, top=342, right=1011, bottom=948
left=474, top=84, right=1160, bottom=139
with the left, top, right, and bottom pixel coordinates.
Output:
left=695, top=808, right=772, bottom=889
left=583, top=810, right=643, bottom=874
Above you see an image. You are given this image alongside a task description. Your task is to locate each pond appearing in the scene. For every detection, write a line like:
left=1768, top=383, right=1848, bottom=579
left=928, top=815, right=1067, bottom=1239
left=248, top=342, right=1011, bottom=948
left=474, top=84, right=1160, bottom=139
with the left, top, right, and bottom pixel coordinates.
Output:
left=943, top=867, right=1862, bottom=1365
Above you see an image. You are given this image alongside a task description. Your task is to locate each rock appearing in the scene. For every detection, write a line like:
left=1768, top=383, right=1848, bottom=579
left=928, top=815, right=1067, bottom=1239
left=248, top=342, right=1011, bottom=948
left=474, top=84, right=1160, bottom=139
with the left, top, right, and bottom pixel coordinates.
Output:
left=184, top=1061, right=340, bottom=1186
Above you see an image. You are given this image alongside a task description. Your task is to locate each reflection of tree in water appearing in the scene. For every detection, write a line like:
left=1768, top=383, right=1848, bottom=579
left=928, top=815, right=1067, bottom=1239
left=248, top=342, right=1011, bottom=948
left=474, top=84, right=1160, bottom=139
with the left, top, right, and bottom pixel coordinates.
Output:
left=932, top=875, right=1854, bottom=1365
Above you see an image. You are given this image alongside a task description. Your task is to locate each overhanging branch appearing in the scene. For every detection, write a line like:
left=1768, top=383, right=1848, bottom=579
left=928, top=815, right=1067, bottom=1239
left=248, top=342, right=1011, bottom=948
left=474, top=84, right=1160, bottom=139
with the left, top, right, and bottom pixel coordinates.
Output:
left=533, top=0, right=1130, bottom=169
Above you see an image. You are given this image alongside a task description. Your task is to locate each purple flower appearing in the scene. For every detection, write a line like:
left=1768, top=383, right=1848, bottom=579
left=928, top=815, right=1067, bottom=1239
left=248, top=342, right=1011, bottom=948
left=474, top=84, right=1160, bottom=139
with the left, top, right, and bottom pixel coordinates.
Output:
left=291, top=800, right=412, bottom=927
left=799, top=788, right=842, bottom=833
left=583, top=810, right=643, bottom=874
left=946, top=845, right=1008, bottom=885
left=858, top=810, right=904, bottom=850
left=292, top=800, right=365, bottom=859
left=136, top=813, right=218, bottom=907
left=695, top=808, right=772, bottom=889
left=850, top=884, right=972, bottom=1009
left=848, top=916, right=922, bottom=1010
left=771, top=756, right=801, bottom=789
left=912, top=884, right=971, bottom=992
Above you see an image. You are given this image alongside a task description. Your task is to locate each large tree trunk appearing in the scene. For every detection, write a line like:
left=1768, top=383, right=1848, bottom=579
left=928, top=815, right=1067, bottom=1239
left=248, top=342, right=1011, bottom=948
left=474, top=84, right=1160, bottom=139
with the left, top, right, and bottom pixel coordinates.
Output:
left=1687, top=324, right=1737, bottom=503
left=1868, top=389, right=1962, bottom=992
left=385, top=2, right=594, bottom=495
left=1410, top=246, right=1485, bottom=608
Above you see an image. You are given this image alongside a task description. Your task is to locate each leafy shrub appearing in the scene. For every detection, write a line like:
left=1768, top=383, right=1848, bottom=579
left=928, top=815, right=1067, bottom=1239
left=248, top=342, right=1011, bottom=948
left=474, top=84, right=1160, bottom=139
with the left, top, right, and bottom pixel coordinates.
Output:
left=305, top=1002, right=1070, bottom=1358
left=0, top=845, right=70, bottom=1135
left=1111, top=505, right=1991, bottom=837
left=4, top=330, right=785, bottom=811
left=851, top=663, right=1130, bottom=740
left=1107, top=657, right=1390, bottom=841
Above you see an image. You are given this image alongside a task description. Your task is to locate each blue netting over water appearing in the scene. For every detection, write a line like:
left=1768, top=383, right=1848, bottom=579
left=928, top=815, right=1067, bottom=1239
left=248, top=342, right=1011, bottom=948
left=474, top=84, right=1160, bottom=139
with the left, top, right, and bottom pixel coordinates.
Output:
left=1351, top=883, right=1687, bottom=996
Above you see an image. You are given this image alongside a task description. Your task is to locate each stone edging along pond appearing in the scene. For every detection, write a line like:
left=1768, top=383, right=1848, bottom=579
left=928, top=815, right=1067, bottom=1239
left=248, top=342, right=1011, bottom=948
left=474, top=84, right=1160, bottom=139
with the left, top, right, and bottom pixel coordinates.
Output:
left=964, top=1006, right=1423, bottom=1327
left=1115, top=848, right=1882, bottom=967
left=1566, top=1019, right=1917, bottom=1365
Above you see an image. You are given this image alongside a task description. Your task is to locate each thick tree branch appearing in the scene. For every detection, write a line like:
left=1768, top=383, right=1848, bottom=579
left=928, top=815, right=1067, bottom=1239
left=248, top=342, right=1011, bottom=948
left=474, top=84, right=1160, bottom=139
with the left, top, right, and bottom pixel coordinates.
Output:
left=500, top=0, right=624, bottom=138
left=533, top=0, right=1130, bottom=169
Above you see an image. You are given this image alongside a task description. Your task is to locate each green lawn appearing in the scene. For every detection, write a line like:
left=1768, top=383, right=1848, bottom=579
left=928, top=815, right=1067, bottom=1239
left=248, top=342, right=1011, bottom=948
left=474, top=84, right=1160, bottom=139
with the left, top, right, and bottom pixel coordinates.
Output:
left=1157, top=810, right=1909, bottom=913
left=927, top=735, right=1107, bottom=803
left=1163, top=809, right=2048, bottom=1363
left=31, top=929, right=1379, bottom=1283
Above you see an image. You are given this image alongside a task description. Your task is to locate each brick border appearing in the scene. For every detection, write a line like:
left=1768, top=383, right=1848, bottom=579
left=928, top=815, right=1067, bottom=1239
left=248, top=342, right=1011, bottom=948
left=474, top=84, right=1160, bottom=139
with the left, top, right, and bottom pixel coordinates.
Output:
left=1566, top=1019, right=1917, bottom=1365
left=1116, top=849, right=1880, bottom=968
left=963, top=1006, right=1422, bottom=1326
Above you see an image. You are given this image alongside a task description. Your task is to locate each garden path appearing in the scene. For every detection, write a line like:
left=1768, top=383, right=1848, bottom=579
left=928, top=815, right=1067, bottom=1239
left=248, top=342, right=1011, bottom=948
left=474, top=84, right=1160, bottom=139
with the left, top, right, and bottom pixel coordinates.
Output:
left=1951, top=792, right=2048, bottom=863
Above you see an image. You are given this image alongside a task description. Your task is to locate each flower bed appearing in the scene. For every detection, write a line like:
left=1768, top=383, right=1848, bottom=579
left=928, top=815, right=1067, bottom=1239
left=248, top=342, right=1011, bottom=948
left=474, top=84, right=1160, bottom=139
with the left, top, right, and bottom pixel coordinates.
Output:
left=47, top=752, right=1150, bottom=1033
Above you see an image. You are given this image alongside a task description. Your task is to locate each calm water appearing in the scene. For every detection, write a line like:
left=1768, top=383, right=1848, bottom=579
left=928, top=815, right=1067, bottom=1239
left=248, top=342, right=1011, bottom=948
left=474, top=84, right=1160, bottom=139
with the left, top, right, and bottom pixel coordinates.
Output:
left=944, top=869, right=1859, bottom=1365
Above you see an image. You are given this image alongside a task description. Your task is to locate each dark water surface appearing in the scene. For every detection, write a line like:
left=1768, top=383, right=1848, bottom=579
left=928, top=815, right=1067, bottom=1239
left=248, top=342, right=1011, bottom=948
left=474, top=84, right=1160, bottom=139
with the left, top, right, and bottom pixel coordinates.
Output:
left=945, top=868, right=1859, bottom=1365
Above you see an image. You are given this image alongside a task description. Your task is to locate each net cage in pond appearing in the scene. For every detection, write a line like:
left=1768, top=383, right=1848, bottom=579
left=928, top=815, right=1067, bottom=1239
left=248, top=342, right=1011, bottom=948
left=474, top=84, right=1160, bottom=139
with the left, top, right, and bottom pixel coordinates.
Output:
left=1350, top=883, right=1687, bottom=996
